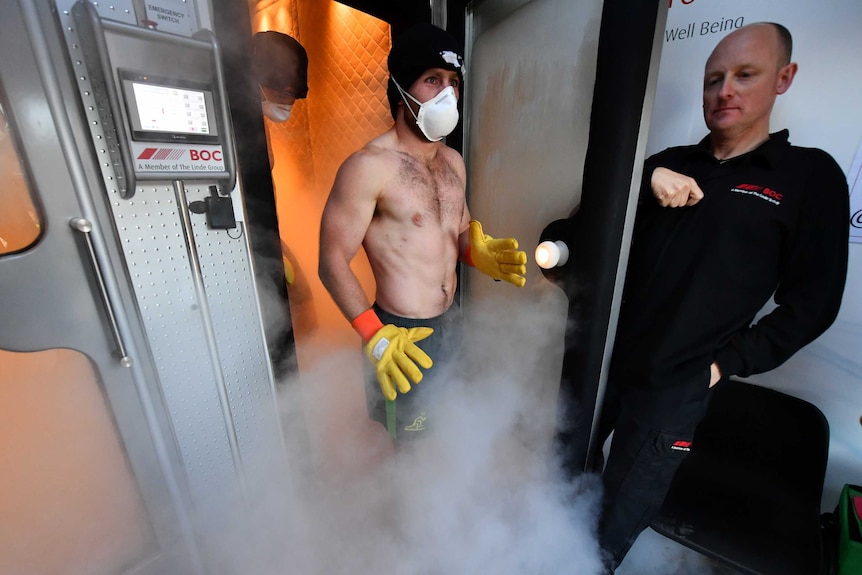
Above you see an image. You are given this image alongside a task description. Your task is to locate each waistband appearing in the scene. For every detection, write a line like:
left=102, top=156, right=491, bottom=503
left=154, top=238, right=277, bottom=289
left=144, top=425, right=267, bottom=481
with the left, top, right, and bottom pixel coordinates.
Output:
left=372, top=302, right=460, bottom=330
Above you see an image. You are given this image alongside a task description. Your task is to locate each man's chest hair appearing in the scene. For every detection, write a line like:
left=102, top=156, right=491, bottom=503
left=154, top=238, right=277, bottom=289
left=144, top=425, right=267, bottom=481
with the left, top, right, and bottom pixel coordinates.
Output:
left=394, top=151, right=464, bottom=214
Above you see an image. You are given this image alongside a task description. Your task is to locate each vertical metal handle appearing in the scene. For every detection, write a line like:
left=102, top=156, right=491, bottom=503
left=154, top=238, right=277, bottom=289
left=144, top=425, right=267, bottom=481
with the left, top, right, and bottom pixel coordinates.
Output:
left=70, top=217, right=133, bottom=367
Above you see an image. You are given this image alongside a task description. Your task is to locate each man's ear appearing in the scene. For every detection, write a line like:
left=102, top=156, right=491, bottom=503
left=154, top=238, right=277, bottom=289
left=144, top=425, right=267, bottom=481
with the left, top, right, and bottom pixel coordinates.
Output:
left=776, top=62, right=798, bottom=95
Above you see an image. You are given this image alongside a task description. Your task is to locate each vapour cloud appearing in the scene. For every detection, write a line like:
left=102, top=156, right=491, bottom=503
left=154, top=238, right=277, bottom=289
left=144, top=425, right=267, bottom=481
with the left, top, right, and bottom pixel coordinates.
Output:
left=195, top=288, right=724, bottom=575
left=195, top=289, right=604, bottom=574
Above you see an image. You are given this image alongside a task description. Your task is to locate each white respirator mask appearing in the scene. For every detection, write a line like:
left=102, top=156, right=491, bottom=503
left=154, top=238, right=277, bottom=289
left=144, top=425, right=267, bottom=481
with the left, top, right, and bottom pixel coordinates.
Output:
left=262, top=99, right=293, bottom=123
left=394, top=80, right=459, bottom=142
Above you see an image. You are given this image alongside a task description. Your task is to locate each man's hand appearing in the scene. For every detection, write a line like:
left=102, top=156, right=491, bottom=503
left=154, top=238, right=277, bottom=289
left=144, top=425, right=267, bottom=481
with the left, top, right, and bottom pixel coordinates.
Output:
left=709, top=361, right=722, bottom=387
left=365, top=324, right=434, bottom=401
left=467, top=220, right=527, bottom=287
left=651, top=167, right=704, bottom=207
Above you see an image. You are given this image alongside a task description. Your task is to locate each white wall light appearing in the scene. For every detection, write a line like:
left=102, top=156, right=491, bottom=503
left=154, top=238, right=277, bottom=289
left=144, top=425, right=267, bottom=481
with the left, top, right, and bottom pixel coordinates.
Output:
left=535, top=240, right=570, bottom=269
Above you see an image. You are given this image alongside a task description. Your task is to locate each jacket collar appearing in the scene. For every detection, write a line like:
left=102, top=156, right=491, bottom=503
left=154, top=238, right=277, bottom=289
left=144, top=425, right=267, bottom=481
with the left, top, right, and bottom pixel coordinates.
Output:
left=689, top=129, right=789, bottom=168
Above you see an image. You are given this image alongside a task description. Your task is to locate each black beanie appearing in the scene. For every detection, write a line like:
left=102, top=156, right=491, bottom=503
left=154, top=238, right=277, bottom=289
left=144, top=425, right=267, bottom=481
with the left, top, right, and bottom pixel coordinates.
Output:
left=253, top=31, right=309, bottom=98
left=387, top=23, right=464, bottom=120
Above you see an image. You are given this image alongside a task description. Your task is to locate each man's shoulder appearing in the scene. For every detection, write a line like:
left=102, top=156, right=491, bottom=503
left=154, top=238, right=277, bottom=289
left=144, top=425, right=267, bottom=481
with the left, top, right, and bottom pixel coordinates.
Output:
left=342, top=131, right=401, bottom=168
left=645, top=143, right=700, bottom=168
left=438, top=141, right=466, bottom=162
left=784, top=142, right=842, bottom=168
left=758, top=130, right=842, bottom=174
left=652, top=141, right=700, bottom=157
left=771, top=139, right=848, bottom=198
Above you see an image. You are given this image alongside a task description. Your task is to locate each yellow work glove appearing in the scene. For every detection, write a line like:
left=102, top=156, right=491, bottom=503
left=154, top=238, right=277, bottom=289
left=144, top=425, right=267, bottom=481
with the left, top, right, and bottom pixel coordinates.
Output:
left=352, top=309, right=434, bottom=401
left=280, top=240, right=295, bottom=286
left=466, top=220, right=527, bottom=287
left=282, top=255, right=295, bottom=286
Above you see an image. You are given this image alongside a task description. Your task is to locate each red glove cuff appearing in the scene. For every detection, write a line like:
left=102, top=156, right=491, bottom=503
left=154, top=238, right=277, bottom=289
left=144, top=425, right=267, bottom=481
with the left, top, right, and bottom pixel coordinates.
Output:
left=351, top=309, right=384, bottom=343
left=464, top=245, right=475, bottom=267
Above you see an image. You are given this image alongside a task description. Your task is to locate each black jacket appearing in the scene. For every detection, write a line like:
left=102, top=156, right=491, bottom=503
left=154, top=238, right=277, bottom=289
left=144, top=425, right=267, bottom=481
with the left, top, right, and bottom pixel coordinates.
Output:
left=611, top=130, right=849, bottom=389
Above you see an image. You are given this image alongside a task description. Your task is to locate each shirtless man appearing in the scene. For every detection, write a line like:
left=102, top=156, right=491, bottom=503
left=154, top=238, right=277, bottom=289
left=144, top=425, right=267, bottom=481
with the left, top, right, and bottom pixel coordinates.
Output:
left=319, top=23, right=526, bottom=441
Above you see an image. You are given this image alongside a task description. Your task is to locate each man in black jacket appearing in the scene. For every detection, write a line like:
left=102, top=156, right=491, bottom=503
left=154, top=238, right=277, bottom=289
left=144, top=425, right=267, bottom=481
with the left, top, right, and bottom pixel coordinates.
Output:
left=596, top=22, right=850, bottom=571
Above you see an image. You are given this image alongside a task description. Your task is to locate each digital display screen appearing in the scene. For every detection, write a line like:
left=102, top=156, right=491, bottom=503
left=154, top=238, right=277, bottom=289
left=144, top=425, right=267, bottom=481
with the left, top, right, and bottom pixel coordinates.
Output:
left=132, top=82, right=210, bottom=135
left=119, top=70, right=219, bottom=144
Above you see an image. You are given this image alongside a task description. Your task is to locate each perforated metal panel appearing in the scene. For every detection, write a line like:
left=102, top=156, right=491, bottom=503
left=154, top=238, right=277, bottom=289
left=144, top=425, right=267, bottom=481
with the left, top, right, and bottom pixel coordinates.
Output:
left=186, top=183, right=282, bottom=460
left=55, top=0, right=281, bottom=501
left=116, top=183, right=237, bottom=494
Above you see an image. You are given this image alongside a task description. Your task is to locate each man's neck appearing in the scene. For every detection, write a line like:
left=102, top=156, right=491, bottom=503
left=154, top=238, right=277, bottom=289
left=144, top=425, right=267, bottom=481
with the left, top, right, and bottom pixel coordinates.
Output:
left=393, top=119, right=442, bottom=160
left=710, top=128, right=771, bottom=161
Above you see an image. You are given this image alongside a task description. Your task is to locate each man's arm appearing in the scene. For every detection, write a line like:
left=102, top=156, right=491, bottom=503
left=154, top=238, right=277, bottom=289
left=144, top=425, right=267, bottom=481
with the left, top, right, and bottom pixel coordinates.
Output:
left=319, top=151, right=379, bottom=322
left=319, top=150, right=433, bottom=401
left=457, top=204, right=471, bottom=261
left=712, top=152, right=850, bottom=378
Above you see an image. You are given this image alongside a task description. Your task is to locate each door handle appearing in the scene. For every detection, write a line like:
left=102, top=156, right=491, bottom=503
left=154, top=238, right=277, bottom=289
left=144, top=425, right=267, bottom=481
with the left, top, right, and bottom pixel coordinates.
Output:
left=70, top=217, right=133, bottom=367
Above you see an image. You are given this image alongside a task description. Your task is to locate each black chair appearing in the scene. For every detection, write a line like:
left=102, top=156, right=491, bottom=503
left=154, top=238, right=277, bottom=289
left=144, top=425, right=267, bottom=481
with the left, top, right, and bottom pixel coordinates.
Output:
left=651, top=379, right=830, bottom=575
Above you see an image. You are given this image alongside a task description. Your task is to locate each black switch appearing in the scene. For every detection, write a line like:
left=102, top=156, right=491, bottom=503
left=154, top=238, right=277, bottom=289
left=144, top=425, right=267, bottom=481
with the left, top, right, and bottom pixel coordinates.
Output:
left=204, top=186, right=236, bottom=229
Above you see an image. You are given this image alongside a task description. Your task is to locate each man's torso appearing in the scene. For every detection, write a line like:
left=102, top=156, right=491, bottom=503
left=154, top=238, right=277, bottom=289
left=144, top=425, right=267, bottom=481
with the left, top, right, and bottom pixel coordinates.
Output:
left=362, top=133, right=467, bottom=318
left=614, top=132, right=837, bottom=384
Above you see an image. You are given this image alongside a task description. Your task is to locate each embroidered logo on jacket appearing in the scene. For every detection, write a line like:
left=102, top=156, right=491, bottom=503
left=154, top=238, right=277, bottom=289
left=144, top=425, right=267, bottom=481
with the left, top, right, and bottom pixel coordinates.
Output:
left=670, top=440, right=692, bottom=452
left=731, top=183, right=783, bottom=205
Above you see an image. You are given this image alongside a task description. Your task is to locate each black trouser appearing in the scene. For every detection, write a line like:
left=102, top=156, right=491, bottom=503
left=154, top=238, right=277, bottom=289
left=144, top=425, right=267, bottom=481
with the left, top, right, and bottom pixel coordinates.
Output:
left=363, top=303, right=463, bottom=441
left=595, top=368, right=715, bottom=568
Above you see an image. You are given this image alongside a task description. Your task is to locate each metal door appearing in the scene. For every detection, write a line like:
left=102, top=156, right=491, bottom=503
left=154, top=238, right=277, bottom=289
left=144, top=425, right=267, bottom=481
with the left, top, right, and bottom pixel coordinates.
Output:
left=461, top=0, right=604, bottom=444
left=0, top=1, right=238, bottom=573
left=0, top=2, right=205, bottom=573
left=462, top=0, right=667, bottom=467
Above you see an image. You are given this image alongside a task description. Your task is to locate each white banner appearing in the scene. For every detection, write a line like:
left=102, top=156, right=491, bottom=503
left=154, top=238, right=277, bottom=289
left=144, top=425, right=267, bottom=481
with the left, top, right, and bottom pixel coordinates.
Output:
left=849, top=140, right=862, bottom=242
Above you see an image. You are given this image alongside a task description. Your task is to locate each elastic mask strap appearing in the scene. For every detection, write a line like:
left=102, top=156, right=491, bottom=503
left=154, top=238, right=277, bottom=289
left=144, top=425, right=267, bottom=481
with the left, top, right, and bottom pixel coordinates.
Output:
left=393, top=78, right=422, bottom=123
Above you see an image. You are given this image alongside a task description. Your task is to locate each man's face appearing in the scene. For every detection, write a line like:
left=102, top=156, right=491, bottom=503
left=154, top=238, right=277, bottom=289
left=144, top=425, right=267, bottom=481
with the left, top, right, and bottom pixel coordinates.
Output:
left=702, top=25, right=794, bottom=139
left=261, top=85, right=302, bottom=123
left=407, top=68, right=461, bottom=104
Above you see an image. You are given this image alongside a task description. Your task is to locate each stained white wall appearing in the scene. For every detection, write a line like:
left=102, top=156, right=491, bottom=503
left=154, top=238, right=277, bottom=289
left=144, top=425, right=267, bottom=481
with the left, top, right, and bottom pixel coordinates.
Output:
left=464, top=0, right=603, bottom=445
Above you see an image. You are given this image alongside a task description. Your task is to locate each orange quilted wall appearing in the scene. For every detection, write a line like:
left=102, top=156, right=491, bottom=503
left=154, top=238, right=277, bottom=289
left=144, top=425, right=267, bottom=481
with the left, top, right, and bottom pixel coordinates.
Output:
left=250, top=0, right=395, bottom=474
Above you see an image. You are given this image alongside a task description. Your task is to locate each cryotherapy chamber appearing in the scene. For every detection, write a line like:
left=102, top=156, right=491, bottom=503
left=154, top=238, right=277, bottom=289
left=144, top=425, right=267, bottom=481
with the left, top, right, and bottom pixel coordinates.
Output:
left=0, top=1, right=287, bottom=573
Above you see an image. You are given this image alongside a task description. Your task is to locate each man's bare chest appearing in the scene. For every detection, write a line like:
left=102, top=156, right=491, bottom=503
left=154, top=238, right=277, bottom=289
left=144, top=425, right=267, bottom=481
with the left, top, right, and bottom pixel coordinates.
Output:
left=383, top=154, right=464, bottom=224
